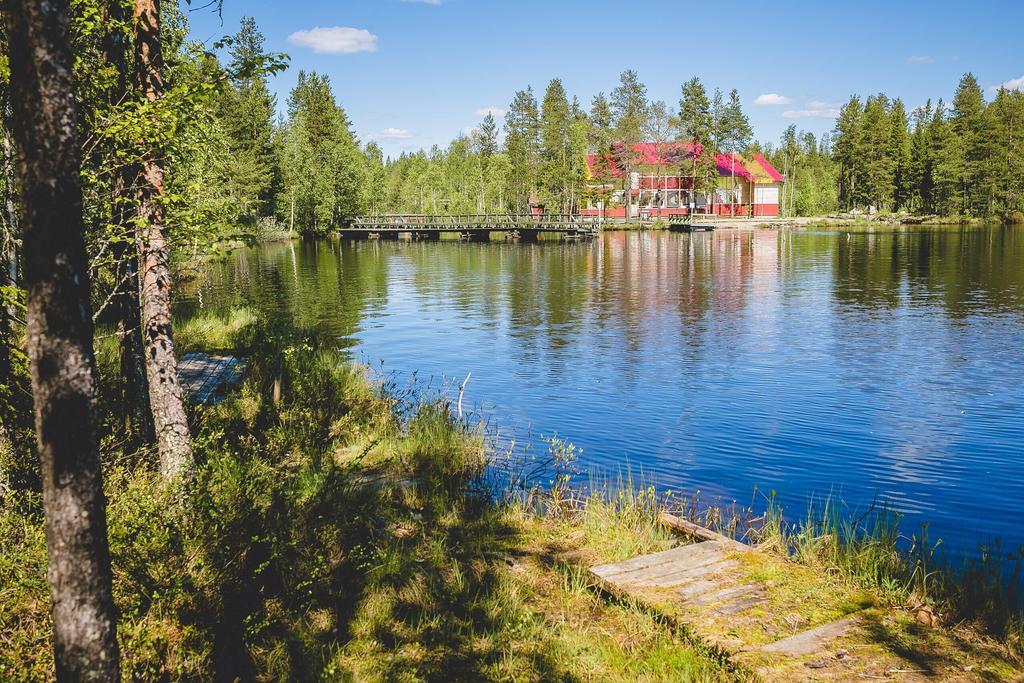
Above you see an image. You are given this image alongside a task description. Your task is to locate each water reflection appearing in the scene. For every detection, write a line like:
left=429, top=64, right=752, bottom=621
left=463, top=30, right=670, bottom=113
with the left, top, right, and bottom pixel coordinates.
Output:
left=179, top=227, right=1024, bottom=554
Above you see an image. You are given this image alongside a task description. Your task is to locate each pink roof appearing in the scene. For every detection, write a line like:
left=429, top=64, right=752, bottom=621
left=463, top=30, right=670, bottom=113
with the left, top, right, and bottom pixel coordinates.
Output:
left=715, top=153, right=754, bottom=182
left=750, top=153, right=785, bottom=182
left=587, top=142, right=769, bottom=183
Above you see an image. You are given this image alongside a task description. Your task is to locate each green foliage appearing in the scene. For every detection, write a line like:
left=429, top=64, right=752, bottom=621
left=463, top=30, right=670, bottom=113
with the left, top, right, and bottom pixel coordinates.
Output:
left=677, top=76, right=717, bottom=199
left=0, top=311, right=737, bottom=680
left=278, top=71, right=367, bottom=235
left=829, top=73, right=1024, bottom=218
left=504, top=87, right=541, bottom=212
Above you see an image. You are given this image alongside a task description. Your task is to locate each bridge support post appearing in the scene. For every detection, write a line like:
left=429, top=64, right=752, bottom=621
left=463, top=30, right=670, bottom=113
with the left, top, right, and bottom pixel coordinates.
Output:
left=519, top=229, right=540, bottom=242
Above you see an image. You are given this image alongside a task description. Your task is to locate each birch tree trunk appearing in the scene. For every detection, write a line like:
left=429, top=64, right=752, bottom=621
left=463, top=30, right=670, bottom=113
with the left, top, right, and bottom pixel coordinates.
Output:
left=133, top=0, right=192, bottom=477
left=2, top=0, right=121, bottom=678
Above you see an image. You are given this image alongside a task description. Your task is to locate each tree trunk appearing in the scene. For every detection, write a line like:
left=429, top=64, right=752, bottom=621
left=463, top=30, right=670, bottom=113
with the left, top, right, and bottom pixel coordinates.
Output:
left=103, top=0, right=154, bottom=445
left=134, top=0, right=192, bottom=477
left=3, top=1, right=121, bottom=679
left=1, top=132, right=16, bottom=391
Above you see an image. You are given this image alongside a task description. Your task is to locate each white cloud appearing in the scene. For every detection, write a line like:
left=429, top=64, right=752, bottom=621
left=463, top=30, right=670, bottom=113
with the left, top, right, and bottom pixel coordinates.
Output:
left=288, top=27, right=378, bottom=54
left=753, top=93, right=793, bottom=106
left=782, top=101, right=841, bottom=120
left=474, top=107, right=506, bottom=117
left=990, top=75, right=1024, bottom=93
left=371, top=127, right=414, bottom=141
left=906, top=55, right=935, bottom=64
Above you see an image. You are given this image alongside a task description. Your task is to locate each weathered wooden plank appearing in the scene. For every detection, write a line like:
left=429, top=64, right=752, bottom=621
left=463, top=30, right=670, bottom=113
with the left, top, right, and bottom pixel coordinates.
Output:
left=659, top=513, right=749, bottom=551
left=759, top=615, right=860, bottom=656
left=640, top=558, right=740, bottom=588
left=712, top=593, right=765, bottom=617
left=590, top=544, right=698, bottom=581
left=591, top=540, right=736, bottom=582
left=684, top=583, right=763, bottom=608
left=600, top=541, right=731, bottom=585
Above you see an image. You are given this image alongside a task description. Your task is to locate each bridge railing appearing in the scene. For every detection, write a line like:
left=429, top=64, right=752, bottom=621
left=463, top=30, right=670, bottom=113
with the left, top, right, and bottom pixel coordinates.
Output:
left=348, top=214, right=602, bottom=229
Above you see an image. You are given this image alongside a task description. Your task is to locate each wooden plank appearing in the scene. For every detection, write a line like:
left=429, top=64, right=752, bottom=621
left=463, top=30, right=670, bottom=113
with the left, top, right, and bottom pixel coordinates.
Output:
left=591, top=540, right=733, bottom=584
left=659, top=513, right=749, bottom=551
left=641, top=558, right=739, bottom=588
left=684, top=583, right=763, bottom=608
left=759, top=615, right=860, bottom=656
left=608, top=544, right=732, bottom=586
left=590, top=544, right=700, bottom=581
left=712, top=593, right=765, bottom=616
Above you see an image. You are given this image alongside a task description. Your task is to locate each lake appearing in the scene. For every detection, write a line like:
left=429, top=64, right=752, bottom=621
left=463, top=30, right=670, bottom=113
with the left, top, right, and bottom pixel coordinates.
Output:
left=178, top=227, right=1024, bottom=556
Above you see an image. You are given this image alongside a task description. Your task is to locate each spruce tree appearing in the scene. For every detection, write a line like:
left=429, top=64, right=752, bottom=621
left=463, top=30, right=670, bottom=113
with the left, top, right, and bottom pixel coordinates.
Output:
left=908, top=100, right=933, bottom=212
left=539, top=78, right=572, bottom=211
left=833, top=96, right=864, bottom=210
left=221, top=17, right=283, bottom=219
left=888, top=99, right=912, bottom=211
left=951, top=73, right=986, bottom=214
left=929, top=99, right=960, bottom=215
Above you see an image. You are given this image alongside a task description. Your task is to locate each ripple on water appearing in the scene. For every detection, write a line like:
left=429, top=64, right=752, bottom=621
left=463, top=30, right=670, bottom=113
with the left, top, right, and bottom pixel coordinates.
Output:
left=177, top=227, right=1024, bottom=556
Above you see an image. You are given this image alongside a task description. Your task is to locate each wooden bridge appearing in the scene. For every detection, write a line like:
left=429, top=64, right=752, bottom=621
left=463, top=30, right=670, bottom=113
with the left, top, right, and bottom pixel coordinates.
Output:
left=339, top=214, right=601, bottom=242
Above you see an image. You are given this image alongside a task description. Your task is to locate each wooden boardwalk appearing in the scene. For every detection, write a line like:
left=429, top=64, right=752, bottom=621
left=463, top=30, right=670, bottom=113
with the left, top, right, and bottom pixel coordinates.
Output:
left=586, top=514, right=1011, bottom=680
left=340, top=214, right=600, bottom=241
left=590, top=537, right=858, bottom=657
left=178, top=352, right=244, bottom=404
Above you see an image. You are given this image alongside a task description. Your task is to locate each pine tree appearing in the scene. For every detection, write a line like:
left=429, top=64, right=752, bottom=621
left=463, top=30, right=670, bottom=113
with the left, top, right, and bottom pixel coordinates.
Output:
left=588, top=92, right=613, bottom=153
left=719, top=89, right=752, bottom=212
left=677, top=77, right=716, bottom=211
left=989, top=88, right=1024, bottom=215
left=587, top=92, right=614, bottom=205
left=475, top=112, right=499, bottom=160
left=504, top=87, right=540, bottom=212
left=709, top=88, right=725, bottom=150
left=567, top=97, right=590, bottom=213
left=858, top=95, right=894, bottom=210
left=610, top=70, right=648, bottom=218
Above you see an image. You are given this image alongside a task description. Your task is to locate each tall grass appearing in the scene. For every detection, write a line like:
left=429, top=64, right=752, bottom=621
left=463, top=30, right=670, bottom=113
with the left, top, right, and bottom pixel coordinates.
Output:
left=752, top=492, right=1024, bottom=650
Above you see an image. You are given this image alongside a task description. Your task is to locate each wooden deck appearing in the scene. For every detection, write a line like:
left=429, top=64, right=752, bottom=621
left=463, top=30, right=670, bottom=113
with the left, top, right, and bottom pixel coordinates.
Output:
left=178, top=352, right=244, bottom=404
left=340, top=214, right=600, bottom=241
left=668, top=220, right=715, bottom=233
left=588, top=516, right=878, bottom=678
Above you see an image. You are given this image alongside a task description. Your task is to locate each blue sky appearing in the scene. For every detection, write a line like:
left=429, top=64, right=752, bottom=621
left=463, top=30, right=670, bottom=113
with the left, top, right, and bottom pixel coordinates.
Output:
left=187, top=0, right=1024, bottom=159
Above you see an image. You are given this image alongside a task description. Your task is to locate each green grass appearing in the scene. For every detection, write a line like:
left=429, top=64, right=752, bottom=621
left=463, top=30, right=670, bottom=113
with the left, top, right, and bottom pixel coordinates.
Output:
left=3, top=308, right=1022, bottom=679
left=0, top=310, right=735, bottom=681
left=748, top=492, right=1024, bottom=652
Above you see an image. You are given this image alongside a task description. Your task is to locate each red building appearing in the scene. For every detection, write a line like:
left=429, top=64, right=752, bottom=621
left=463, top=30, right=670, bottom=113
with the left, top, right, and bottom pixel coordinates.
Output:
left=581, top=142, right=785, bottom=219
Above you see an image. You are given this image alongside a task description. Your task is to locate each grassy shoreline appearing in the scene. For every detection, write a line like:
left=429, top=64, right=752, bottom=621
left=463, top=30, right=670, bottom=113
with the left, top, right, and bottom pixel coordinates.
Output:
left=2, top=310, right=1022, bottom=679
